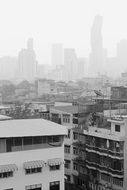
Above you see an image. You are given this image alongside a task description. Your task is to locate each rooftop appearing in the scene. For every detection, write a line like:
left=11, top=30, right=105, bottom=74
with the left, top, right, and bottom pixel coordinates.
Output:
left=0, top=114, right=11, bottom=120
left=0, top=119, right=67, bottom=138
left=52, top=105, right=78, bottom=114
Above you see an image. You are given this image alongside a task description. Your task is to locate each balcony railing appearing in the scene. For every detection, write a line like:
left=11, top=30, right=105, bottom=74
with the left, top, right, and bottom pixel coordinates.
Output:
left=85, top=160, right=124, bottom=177
left=85, top=144, right=124, bottom=158
left=74, top=157, right=124, bottom=177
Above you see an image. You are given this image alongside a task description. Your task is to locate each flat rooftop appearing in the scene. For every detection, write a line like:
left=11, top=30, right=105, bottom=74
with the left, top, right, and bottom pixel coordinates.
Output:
left=0, top=119, right=67, bottom=138
left=0, top=115, right=11, bottom=120
left=52, top=105, right=78, bottom=114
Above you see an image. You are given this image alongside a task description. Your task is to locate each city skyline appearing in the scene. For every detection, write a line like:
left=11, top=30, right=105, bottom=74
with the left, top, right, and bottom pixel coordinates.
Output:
left=0, top=0, right=127, bottom=66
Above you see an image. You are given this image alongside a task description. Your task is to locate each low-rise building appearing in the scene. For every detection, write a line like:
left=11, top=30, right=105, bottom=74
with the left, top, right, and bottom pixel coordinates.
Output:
left=0, top=119, right=67, bottom=190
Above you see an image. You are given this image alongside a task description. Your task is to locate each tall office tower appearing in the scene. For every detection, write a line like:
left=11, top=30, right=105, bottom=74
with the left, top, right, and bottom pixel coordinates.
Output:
left=27, top=38, right=34, bottom=50
left=18, top=38, right=37, bottom=81
left=64, top=48, right=78, bottom=81
left=89, top=15, right=107, bottom=76
left=116, top=39, right=127, bottom=74
left=52, top=44, right=64, bottom=68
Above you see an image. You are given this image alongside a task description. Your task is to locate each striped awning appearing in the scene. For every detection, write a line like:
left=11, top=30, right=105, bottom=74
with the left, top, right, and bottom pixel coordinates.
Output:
left=48, top=158, right=63, bottom=166
left=0, top=164, right=18, bottom=173
left=24, top=160, right=45, bottom=169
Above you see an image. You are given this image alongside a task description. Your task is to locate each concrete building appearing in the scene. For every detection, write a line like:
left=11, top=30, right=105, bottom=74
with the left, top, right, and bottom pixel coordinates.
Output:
left=36, top=79, right=57, bottom=97
left=0, top=119, right=67, bottom=190
left=111, top=86, right=127, bottom=100
left=52, top=44, right=64, bottom=68
left=89, top=15, right=107, bottom=76
left=64, top=48, right=78, bottom=81
left=116, top=39, right=127, bottom=74
left=72, top=111, right=127, bottom=190
left=49, top=106, right=79, bottom=182
left=18, top=38, right=37, bottom=81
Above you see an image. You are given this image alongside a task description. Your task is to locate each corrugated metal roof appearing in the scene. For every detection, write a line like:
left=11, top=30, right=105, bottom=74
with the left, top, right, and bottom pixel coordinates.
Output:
left=0, top=119, right=67, bottom=138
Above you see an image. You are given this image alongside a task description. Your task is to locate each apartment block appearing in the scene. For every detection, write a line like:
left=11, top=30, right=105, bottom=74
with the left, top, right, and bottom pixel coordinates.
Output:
left=0, top=119, right=67, bottom=190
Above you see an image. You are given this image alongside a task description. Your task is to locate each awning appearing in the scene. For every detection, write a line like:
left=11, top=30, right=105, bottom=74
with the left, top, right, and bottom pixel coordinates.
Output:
left=48, top=158, right=63, bottom=166
left=0, top=164, right=18, bottom=173
left=24, top=160, right=45, bottom=169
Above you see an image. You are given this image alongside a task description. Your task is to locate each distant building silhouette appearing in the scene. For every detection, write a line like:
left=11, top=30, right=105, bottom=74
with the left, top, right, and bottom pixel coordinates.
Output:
left=117, top=39, right=127, bottom=72
left=51, top=43, right=64, bottom=68
left=89, top=15, right=107, bottom=76
left=64, top=48, right=78, bottom=81
left=18, top=38, right=37, bottom=81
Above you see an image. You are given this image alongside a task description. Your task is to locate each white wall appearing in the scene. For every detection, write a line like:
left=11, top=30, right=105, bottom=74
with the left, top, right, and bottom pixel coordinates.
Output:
left=0, top=146, right=64, bottom=190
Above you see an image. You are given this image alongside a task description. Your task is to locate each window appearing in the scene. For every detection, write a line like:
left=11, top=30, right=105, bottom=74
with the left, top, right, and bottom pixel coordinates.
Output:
left=73, top=162, right=78, bottom=171
left=25, top=167, right=42, bottom=175
left=64, top=145, right=70, bottom=154
left=47, top=136, right=53, bottom=143
left=0, top=171, right=13, bottom=178
left=73, top=147, right=78, bottom=155
left=33, top=136, right=42, bottom=144
left=14, top=137, right=22, bottom=146
left=101, top=173, right=110, bottom=182
left=77, top=178, right=85, bottom=186
left=79, top=166, right=87, bottom=175
left=64, top=160, right=71, bottom=169
left=66, top=129, right=70, bottom=138
left=115, top=125, right=120, bottom=132
left=42, top=136, right=46, bottom=143
left=23, top=137, right=32, bottom=145
left=73, top=118, right=78, bottom=124
left=73, top=132, right=78, bottom=140
left=6, top=138, right=13, bottom=152
left=53, top=136, right=59, bottom=142
left=50, top=165, right=60, bottom=171
left=50, top=181, right=60, bottom=190
left=25, top=184, right=42, bottom=190
left=113, top=177, right=123, bottom=187
left=4, top=189, right=13, bottom=190
left=65, top=175, right=71, bottom=182
left=63, top=114, right=70, bottom=123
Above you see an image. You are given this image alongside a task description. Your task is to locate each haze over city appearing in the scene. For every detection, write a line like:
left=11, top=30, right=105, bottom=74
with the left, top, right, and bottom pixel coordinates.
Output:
left=0, top=0, right=127, bottom=79
left=1, top=1, right=127, bottom=190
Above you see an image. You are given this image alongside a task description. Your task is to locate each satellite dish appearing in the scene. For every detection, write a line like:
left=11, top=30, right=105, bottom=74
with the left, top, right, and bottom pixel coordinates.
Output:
left=94, top=90, right=104, bottom=96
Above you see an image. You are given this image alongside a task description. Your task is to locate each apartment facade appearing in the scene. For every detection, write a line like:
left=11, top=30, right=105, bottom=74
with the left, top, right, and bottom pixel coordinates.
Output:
left=49, top=106, right=81, bottom=184
left=0, top=119, right=67, bottom=190
left=73, top=114, right=127, bottom=190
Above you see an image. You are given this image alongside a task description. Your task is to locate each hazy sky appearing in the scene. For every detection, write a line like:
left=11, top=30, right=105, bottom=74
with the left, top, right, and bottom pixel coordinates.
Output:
left=0, top=0, right=127, bottom=64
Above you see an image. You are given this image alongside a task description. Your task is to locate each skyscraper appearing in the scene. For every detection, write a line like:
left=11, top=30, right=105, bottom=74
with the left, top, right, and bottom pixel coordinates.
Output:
left=116, top=39, right=127, bottom=73
left=18, top=38, right=37, bottom=81
left=89, top=15, right=107, bottom=76
left=64, top=48, right=78, bottom=81
left=52, top=43, right=64, bottom=68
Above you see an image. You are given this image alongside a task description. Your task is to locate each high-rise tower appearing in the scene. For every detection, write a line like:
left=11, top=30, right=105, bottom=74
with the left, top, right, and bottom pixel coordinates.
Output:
left=52, top=43, right=64, bottom=68
left=18, top=38, right=37, bottom=81
left=89, top=15, right=107, bottom=76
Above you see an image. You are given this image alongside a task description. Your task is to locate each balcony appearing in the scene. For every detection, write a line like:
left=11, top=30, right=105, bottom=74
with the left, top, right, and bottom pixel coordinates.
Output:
left=85, top=144, right=124, bottom=159
left=74, top=157, right=124, bottom=178
left=85, top=160, right=124, bottom=178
